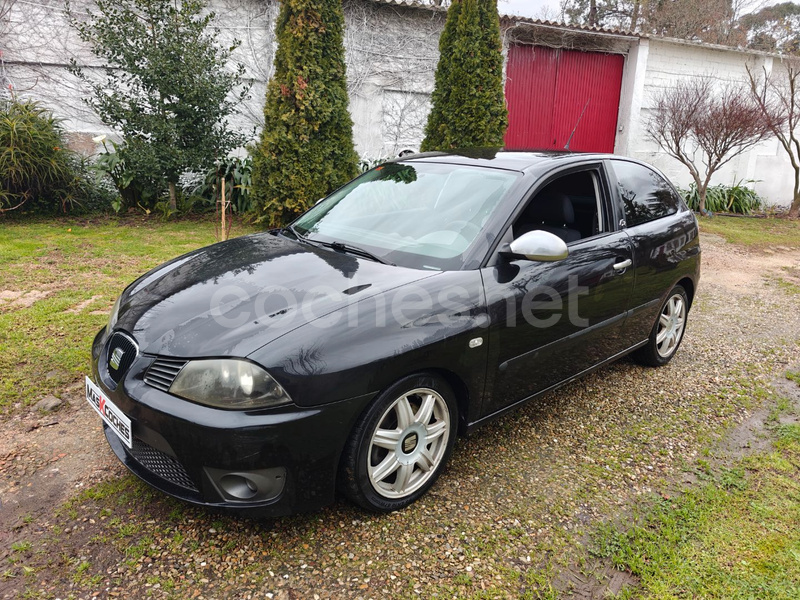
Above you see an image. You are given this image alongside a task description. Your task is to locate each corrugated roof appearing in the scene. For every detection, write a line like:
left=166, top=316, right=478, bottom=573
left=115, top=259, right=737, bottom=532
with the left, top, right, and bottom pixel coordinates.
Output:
left=505, top=17, right=637, bottom=38
left=363, top=0, right=639, bottom=38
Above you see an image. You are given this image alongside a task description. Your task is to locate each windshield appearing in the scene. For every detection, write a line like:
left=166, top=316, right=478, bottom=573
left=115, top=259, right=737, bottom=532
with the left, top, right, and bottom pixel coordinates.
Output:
left=292, top=162, right=520, bottom=270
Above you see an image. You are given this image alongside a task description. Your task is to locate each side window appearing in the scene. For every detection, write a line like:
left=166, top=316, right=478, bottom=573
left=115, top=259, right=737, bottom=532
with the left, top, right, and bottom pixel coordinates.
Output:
left=512, top=169, right=604, bottom=244
left=611, top=161, right=679, bottom=227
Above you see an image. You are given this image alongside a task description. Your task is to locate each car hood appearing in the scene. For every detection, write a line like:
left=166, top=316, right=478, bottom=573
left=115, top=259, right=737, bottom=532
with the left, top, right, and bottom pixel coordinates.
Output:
left=115, top=232, right=438, bottom=357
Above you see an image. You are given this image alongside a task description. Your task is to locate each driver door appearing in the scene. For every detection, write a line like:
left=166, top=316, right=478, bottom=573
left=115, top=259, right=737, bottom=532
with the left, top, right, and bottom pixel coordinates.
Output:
left=479, top=166, right=634, bottom=418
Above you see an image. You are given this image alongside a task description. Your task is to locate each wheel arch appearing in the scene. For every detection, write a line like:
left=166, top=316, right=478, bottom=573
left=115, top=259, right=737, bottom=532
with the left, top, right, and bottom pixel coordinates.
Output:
left=348, top=367, right=473, bottom=441
left=335, top=366, right=467, bottom=510
left=422, top=367, right=472, bottom=436
left=676, top=276, right=695, bottom=308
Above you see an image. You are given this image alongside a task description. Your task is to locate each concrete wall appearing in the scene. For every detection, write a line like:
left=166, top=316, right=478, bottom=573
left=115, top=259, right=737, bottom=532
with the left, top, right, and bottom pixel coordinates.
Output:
left=342, top=1, right=443, bottom=158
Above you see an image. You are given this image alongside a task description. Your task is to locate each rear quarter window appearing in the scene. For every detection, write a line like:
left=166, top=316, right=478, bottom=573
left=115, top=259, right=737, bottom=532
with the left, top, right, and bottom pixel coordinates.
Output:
left=611, top=160, right=680, bottom=227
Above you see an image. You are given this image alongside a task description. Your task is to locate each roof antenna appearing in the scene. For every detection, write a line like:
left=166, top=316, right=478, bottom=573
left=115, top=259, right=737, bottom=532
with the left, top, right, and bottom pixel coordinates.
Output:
left=564, top=98, right=590, bottom=151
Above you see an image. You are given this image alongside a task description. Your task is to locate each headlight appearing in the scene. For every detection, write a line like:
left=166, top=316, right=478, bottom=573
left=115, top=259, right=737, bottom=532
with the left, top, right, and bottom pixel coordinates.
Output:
left=106, top=295, right=122, bottom=334
left=169, top=359, right=292, bottom=410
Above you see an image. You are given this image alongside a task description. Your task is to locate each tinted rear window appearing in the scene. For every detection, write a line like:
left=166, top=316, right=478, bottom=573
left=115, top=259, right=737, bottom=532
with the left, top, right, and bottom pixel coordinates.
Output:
left=611, top=161, right=679, bottom=227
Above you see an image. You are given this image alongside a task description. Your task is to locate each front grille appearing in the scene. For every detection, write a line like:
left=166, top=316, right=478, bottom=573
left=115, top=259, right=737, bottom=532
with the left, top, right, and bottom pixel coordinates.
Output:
left=144, top=357, right=187, bottom=392
left=106, top=332, right=138, bottom=384
left=128, top=438, right=198, bottom=492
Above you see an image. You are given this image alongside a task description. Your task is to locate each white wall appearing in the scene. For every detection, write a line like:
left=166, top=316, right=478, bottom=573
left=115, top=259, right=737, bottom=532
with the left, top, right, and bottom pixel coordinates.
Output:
left=342, top=1, right=443, bottom=158
left=620, top=38, right=794, bottom=208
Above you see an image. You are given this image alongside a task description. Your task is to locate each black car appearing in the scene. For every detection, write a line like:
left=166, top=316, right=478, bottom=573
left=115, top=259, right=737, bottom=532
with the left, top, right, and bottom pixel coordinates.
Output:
left=87, top=151, right=700, bottom=516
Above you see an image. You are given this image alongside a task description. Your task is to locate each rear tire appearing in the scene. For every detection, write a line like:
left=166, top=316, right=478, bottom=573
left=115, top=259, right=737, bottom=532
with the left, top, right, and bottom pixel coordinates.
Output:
left=338, top=373, right=458, bottom=513
left=633, top=285, right=689, bottom=367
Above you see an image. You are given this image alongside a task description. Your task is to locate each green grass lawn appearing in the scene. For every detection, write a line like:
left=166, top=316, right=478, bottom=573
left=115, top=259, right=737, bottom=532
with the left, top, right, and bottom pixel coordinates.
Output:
left=2, top=214, right=799, bottom=599
left=698, top=215, right=800, bottom=249
left=593, top=414, right=800, bottom=599
left=0, top=216, right=258, bottom=412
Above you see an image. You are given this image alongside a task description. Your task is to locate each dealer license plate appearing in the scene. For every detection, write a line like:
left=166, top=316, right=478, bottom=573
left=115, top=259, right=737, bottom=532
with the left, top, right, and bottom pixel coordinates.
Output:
left=85, top=376, right=133, bottom=449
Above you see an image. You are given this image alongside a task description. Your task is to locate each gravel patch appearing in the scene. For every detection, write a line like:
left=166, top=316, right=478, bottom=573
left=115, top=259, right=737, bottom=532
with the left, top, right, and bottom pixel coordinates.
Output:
left=2, top=233, right=800, bottom=599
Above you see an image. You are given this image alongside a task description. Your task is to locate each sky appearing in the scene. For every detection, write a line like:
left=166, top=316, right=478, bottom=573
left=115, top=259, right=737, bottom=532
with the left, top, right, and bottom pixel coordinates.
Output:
left=499, top=0, right=561, bottom=20
left=498, top=0, right=786, bottom=20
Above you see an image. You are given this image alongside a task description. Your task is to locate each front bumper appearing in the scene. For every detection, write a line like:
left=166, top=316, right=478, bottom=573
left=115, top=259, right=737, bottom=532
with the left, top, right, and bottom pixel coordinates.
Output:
left=91, top=328, right=374, bottom=517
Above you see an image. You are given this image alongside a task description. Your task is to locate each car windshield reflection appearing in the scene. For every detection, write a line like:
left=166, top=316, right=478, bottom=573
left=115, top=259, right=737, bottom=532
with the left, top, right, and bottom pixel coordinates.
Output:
left=293, top=162, right=520, bottom=270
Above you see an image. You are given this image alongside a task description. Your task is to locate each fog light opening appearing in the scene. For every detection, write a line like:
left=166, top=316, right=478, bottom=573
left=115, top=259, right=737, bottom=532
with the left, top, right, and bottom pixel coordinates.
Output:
left=219, top=474, right=259, bottom=500
left=205, top=466, right=287, bottom=503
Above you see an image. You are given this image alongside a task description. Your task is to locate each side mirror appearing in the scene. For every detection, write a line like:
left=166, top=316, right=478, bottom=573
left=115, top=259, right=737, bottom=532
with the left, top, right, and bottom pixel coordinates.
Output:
left=505, top=230, right=569, bottom=262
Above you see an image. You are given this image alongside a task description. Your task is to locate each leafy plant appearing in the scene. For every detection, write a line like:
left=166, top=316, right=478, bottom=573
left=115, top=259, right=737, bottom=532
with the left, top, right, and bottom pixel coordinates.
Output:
left=92, top=139, right=164, bottom=213
left=250, top=0, right=359, bottom=227
left=68, top=0, right=250, bottom=211
left=153, top=200, right=178, bottom=222
left=681, top=179, right=763, bottom=214
left=421, top=0, right=508, bottom=151
left=193, top=156, right=254, bottom=214
left=0, top=100, right=78, bottom=213
left=66, top=154, right=117, bottom=215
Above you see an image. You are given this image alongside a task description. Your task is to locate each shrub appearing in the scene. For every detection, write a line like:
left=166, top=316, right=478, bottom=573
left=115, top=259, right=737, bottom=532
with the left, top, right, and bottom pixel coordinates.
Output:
left=681, top=180, right=763, bottom=214
left=92, top=140, right=165, bottom=213
left=250, top=0, right=359, bottom=227
left=67, top=154, right=117, bottom=214
left=0, top=100, right=78, bottom=213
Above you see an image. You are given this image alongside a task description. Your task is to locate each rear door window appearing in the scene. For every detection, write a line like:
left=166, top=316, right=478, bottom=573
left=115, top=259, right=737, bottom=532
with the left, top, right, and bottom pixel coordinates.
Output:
left=610, top=160, right=680, bottom=227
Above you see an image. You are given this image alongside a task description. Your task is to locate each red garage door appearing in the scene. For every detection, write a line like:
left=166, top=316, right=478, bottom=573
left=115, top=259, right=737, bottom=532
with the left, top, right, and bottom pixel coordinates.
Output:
left=504, top=46, right=624, bottom=153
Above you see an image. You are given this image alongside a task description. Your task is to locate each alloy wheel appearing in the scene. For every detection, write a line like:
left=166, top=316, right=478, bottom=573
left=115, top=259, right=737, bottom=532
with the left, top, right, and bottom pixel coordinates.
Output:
left=656, top=293, right=686, bottom=358
left=367, top=388, right=451, bottom=499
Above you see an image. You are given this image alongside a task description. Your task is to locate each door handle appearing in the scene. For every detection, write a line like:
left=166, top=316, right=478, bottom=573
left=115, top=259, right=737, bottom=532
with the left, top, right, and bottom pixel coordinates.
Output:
left=613, top=259, right=632, bottom=271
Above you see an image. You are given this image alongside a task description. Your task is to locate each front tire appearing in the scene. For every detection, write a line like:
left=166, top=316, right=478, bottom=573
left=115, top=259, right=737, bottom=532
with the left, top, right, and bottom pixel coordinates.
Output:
left=339, top=374, right=458, bottom=513
left=633, top=285, right=689, bottom=367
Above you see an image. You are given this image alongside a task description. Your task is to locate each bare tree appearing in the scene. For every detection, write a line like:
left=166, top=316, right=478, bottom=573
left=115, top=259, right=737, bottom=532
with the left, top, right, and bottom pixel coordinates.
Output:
left=647, top=77, right=775, bottom=215
left=382, top=90, right=430, bottom=154
left=1, top=0, right=18, bottom=105
left=532, top=0, right=570, bottom=23
left=748, top=60, right=800, bottom=217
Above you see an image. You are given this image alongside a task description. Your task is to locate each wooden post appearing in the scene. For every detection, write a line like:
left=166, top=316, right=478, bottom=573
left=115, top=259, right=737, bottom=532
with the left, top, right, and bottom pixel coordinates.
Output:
left=220, top=176, right=228, bottom=242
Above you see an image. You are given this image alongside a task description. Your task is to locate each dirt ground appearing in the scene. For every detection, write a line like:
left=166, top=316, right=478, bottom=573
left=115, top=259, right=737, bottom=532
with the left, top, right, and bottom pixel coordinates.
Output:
left=1, top=232, right=799, bottom=599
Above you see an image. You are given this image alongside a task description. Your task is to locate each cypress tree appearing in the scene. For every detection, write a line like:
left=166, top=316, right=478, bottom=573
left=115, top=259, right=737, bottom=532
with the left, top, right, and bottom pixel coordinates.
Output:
left=251, top=0, right=358, bottom=226
left=421, top=0, right=508, bottom=151
left=420, top=0, right=462, bottom=151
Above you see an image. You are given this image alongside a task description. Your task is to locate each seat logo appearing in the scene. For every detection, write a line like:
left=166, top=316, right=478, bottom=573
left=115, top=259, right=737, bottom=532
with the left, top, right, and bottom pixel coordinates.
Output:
left=109, top=347, right=125, bottom=370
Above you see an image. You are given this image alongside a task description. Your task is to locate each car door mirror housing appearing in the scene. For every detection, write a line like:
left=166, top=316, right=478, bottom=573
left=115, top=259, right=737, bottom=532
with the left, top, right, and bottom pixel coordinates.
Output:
left=504, top=230, right=569, bottom=262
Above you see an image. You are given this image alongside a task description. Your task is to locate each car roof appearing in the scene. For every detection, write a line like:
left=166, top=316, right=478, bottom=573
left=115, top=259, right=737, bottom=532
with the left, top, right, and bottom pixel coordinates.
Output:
left=394, top=149, right=617, bottom=174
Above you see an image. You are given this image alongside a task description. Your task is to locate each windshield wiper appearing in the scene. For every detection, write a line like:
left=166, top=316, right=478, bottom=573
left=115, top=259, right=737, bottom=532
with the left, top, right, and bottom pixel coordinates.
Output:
left=281, top=224, right=314, bottom=245
left=320, top=241, right=395, bottom=266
